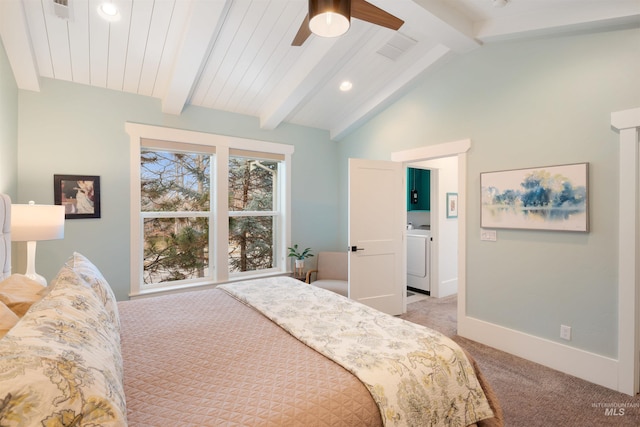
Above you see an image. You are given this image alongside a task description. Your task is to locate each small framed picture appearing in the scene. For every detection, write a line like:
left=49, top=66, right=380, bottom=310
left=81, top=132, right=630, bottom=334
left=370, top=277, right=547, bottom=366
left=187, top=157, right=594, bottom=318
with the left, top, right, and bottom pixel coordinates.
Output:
left=54, top=175, right=101, bottom=219
left=446, top=193, right=458, bottom=218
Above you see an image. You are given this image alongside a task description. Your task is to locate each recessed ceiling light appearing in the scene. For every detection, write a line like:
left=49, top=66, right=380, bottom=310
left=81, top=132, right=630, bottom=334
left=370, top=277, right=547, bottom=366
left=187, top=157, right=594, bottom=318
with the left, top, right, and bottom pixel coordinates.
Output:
left=339, top=81, right=353, bottom=92
left=98, top=2, right=121, bottom=22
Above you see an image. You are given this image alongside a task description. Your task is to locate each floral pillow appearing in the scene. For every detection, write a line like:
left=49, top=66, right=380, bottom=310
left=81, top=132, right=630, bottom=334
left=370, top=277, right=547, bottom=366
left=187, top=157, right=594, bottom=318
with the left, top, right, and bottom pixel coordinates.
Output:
left=0, top=257, right=126, bottom=426
left=50, top=252, right=121, bottom=331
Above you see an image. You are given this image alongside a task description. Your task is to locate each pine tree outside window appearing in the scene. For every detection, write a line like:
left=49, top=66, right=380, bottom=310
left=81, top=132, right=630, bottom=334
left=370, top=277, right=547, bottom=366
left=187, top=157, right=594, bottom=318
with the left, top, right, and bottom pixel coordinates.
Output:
left=228, top=155, right=279, bottom=274
left=141, top=149, right=211, bottom=285
left=127, top=124, right=293, bottom=297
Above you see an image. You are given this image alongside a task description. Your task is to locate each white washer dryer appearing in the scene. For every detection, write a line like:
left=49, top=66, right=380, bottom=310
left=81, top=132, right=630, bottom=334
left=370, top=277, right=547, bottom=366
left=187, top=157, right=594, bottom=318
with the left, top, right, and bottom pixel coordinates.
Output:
left=406, top=229, right=431, bottom=293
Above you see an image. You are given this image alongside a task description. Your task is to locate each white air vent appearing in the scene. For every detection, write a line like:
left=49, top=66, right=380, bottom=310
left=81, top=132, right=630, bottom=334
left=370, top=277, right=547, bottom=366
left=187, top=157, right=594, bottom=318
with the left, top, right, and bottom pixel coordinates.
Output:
left=376, top=33, right=417, bottom=61
left=52, top=0, right=72, bottom=21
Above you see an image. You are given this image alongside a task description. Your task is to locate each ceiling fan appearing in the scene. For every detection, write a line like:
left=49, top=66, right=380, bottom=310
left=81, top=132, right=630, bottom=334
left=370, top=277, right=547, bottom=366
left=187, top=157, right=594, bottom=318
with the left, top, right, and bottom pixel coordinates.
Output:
left=292, top=0, right=404, bottom=46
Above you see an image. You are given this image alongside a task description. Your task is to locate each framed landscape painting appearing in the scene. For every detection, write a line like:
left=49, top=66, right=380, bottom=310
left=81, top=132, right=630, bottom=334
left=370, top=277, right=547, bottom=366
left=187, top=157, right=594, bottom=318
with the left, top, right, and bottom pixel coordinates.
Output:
left=480, top=163, right=588, bottom=232
left=54, top=175, right=101, bottom=219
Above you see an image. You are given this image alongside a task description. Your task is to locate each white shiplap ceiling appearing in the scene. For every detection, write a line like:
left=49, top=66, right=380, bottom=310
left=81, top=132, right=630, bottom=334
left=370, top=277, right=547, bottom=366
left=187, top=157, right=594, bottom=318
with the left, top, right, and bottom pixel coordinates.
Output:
left=1, top=0, right=638, bottom=140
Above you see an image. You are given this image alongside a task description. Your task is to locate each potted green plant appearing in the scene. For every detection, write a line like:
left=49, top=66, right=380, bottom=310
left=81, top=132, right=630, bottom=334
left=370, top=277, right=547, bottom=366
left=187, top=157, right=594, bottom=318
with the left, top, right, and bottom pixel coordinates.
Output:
left=288, top=244, right=314, bottom=274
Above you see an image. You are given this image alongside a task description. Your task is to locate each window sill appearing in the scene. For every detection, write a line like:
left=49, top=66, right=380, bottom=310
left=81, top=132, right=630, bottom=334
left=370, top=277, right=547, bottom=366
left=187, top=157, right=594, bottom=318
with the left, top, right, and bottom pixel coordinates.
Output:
left=128, top=271, right=289, bottom=300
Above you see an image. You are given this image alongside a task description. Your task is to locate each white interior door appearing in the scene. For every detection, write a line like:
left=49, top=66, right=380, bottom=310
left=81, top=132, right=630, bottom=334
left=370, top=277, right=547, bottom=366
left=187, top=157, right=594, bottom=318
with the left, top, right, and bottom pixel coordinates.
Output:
left=348, top=158, right=405, bottom=315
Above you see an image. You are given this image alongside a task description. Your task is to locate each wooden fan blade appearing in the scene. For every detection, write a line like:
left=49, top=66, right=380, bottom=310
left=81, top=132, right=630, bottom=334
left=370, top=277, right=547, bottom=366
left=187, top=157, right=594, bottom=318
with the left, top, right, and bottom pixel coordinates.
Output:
left=292, top=15, right=312, bottom=46
left=352, top=0, right=404, bottom=31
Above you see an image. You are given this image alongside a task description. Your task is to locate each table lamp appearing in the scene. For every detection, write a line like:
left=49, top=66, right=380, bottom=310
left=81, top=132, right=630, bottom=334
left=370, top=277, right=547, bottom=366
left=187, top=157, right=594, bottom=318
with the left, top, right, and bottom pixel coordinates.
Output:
left=11, top=201, right=65, bottom=286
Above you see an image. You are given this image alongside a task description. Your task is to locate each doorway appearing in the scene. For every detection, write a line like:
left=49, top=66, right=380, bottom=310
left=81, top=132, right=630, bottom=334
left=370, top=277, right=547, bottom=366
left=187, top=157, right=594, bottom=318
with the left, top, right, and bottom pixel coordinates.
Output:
left=406, top=165, right=432, bottom=299
left=406, top=156, right=459, bottom=299
left=391, top=139, right=471, bottom=323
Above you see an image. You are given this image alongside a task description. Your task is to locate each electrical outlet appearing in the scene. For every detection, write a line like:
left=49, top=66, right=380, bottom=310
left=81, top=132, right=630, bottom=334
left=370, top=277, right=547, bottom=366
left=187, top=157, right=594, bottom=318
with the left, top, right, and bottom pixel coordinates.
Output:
left=480, top=229, right=497, bottom=241
left=560, top=325, right=572, bottom=341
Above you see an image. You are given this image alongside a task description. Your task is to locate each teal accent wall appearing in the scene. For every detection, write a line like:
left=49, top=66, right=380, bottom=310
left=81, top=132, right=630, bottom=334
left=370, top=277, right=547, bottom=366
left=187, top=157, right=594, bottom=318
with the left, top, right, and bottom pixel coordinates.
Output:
left=407, top=167, right=430, bottom=211
left=337, top=28, right=640, bottom=358
left=15, top=78, right=340, bottom=300
left=0, top=39, right=18, bottom=198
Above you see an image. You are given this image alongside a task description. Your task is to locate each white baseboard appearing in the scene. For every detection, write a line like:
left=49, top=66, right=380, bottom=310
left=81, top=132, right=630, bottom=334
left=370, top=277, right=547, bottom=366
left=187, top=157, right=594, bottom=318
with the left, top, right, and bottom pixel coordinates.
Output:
left=437, top=277, right=458, bottom=298
left=458, top=315, right=620, bottom=392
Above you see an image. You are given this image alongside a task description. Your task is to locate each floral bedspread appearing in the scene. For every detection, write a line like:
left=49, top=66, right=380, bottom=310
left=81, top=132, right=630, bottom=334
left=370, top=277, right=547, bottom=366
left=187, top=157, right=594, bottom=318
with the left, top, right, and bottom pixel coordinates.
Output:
left=219, top=277, right=494, bottom=427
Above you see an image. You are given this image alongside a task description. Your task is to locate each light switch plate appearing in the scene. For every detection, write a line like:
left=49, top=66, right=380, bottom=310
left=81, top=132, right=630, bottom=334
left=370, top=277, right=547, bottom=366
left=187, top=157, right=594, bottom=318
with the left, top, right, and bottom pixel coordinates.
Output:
left=481, top=229, right=497, bottom=241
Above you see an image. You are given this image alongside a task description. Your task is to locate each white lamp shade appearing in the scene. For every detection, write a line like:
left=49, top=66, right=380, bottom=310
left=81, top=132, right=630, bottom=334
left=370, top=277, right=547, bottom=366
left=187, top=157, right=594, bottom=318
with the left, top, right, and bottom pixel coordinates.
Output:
left=309, top=0, right=350, bottom=38
left=11, top=203, right=65, bottom=242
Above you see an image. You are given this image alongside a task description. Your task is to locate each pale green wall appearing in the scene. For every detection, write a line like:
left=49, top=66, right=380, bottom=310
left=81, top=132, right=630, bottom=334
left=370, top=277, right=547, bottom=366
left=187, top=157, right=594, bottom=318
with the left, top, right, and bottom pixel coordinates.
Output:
left=15, top=78, right=340, bottom=300
left=337, top=28, right=640, bottom=358
left=0, top=39, right=17, bottom=198
left=6, top=25, right=640, bottom=358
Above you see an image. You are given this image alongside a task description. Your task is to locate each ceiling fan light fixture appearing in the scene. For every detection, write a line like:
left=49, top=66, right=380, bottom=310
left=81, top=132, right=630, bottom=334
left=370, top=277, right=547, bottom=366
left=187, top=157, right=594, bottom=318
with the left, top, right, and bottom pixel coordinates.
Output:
left=309, top=0, right=351, bottom=38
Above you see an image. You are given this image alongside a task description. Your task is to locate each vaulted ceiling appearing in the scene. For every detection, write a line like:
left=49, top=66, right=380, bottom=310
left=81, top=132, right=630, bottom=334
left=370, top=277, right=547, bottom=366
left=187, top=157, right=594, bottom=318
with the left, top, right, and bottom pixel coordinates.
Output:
left=1, top=0, right=638, bottom=140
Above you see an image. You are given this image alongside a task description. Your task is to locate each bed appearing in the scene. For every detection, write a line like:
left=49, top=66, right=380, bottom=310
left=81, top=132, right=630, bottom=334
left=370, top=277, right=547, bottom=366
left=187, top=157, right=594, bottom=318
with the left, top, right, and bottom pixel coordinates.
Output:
left=0, top=193, right=502, bottom=426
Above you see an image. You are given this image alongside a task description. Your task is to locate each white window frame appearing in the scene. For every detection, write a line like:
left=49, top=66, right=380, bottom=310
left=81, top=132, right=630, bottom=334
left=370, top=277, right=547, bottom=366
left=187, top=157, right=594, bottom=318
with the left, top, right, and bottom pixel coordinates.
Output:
left=126, top=123, right=293, bottom=297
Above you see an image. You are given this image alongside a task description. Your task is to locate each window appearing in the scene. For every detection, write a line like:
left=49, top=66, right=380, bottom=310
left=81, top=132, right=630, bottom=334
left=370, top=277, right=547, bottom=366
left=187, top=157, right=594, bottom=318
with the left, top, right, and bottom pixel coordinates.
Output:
left=228, top=154, right=280, bottom=274
left=127, top=124, right=293, bottom=296
left=141, top=147, right=211, bottom=285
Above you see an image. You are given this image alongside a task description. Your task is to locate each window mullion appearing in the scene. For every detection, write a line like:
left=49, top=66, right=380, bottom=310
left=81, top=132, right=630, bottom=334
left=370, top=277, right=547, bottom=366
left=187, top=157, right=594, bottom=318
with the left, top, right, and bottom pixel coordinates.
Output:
left=228, top=211, right=278, bottom=217
left=215, top=146, right=230, bottom=282
left=141, top=211, right=210, bottom=218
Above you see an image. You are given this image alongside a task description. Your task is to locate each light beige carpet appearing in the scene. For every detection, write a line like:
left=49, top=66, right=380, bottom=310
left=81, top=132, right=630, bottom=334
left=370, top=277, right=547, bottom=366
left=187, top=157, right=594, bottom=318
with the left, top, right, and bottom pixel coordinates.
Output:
left=400, top=296, right=640, bottom=426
